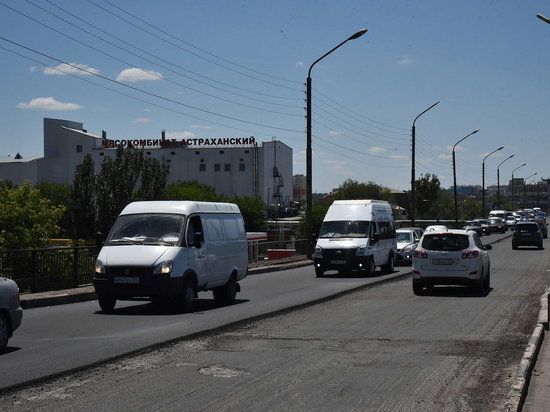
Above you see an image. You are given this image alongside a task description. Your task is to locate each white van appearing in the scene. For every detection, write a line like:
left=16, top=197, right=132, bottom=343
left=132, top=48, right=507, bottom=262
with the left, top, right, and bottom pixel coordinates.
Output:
left=313, top=200, right=397, bottom=277
left=93, top=201, right=248, bottom=312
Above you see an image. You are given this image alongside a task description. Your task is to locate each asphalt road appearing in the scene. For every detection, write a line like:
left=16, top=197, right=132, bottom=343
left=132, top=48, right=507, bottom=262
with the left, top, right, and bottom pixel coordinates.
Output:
left=2, top=231, right=547, bottom=411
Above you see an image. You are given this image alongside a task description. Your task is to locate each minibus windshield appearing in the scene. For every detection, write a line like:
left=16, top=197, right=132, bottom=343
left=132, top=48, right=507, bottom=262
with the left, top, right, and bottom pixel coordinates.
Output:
left=107, top=214, right=185, bottom=245
left=319, top=221, right=370, bottom=238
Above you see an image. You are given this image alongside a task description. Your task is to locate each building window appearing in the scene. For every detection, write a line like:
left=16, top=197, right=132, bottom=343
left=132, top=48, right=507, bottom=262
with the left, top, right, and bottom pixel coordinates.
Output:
left=239, top=163, right=245, bottom=171
left=224, top=163, right=231, bottom=171
left=214, top=163, right=221, bottom=172
left=146, top=151, right=151, bottom=155
left=171, top=152, right=175, bottom=155
left=195, top=151, right=200, bottom=155
left=220, top=150, right=225, bottom=154
left=99, top=152, right=104, bottom=156
left=199, top=164, right=206, bottom=172
left=245, top=150, right=250, bottom=154
left=76, top=145, right=83, bottom=153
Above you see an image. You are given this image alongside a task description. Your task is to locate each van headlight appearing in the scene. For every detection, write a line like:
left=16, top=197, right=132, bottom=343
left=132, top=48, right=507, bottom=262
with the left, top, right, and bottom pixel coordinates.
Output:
left=313, top=247, right=323, bottom=258
left=95, top=260, right=105, bottom=274
left=153, top=260, right=173, bottom=275
left=356, top=246, right=367, bottom=256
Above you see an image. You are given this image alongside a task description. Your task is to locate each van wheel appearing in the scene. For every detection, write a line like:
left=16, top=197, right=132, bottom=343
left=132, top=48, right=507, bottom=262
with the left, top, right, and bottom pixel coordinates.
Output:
left=98, top=295, right=116, bottom=312
left=381, top=252, right=395, bottom=274
left=213, top=276, right=237, bottom=305
left=364, top=257, right=374, bottom=277
left=180, top=277, right=195, bottom=312
left=315, top=267, right=324, bottom=277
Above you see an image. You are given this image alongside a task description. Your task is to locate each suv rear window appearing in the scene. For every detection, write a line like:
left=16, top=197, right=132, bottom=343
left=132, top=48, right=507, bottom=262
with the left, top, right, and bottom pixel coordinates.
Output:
left=515, top=223, right=538, bottom=232
left=421, top=234, right=470, bottom=251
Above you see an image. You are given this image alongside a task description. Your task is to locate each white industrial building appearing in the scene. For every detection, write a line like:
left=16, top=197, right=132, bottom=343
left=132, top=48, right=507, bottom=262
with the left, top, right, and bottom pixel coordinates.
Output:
left=0, top=118, right=293, bottom=206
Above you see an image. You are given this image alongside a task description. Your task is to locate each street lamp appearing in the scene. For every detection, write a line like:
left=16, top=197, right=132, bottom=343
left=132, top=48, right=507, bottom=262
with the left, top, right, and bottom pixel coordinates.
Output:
left=522, top=173, right=538, bottom=208
left=452, top=129, right=480, bottom=223
left=497, top=154, right=514, bottom=209
left=537, top=13, right=550, bottom=24
left=305, top=28, right=368, bottom=259
left=511, top=163, right=527, bottom=210
left=410, top=101, right=439, bottom=226
left=482, top=146, right=504, bottom=217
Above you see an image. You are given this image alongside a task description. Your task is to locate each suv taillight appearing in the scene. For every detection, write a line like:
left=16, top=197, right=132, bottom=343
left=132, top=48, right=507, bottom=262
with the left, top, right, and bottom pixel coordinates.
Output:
left=414, top=250, right=428, bottom=259
left=461, top=250, right=480, bottom=259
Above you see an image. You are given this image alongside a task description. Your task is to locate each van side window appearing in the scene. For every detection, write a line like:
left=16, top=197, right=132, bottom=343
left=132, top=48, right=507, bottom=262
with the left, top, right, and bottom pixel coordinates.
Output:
left=186, top=215, right=203, bottom=246
left=221, top=215, right=239, bottom=240
left=204, top=215, right=224, bottom=241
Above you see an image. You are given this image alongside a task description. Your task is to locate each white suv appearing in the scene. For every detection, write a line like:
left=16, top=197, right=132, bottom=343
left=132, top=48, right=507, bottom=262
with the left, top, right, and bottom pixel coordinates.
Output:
left=412, top=229, right=492, bottom=295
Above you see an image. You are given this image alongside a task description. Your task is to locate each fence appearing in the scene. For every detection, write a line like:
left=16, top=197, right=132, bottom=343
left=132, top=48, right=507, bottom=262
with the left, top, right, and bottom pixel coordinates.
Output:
left=0, top=246, right=99, bottom=293
left=0, top=239, right=307, bottom=293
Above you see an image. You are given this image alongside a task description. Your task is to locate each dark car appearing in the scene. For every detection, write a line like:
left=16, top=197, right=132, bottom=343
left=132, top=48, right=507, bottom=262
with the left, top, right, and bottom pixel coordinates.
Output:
left=530, top=217, right=548, bottom=239
left=0, top=277, right=23, bottom=352
left=462, top=220, right=483, bottom=237
left=512, top=221, right=543, bottom=249
left=473, top=218, right=490, bottom=235
left=487, top=217, right=506, bottom=233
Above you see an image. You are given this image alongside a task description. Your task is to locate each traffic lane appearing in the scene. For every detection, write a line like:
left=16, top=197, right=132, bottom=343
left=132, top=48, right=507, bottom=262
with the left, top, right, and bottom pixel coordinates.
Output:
left=0, top=264, right=410, bottom=390
left=3, top=233, right=547, bottom=410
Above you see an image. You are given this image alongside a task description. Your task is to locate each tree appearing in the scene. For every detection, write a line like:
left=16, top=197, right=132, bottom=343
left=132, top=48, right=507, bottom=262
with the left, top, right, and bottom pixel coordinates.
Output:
left=96, top=146, right=144, bottom=235
left=69, top=155, right=97, bottom=239
left=35, top=181, right=72, bottom=238
left=165, top=181, right=222, bottom=202
left=136, top=157, right=171, bottom=201
left=414, top=174, right=442, bottom=219
left=229, top=196, right=266, bottom=232
left=334, top=179, right=394, bottom=202
left=0, top=181, right=65, bottom=249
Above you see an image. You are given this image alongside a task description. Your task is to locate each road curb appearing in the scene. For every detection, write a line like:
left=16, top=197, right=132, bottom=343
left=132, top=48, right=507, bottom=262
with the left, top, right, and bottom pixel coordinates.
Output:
left=19, top=260, right=314, bottom=309
left=504, top=286, right=549, bottom=411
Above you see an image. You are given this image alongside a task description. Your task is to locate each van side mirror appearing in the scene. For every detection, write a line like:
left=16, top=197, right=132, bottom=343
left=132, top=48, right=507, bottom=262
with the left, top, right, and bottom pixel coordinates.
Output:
left=371, top=233, right=379, bottom=243
left=193, top=232, right=204, bottom=248
left=483, top=244, right=492, bottom=251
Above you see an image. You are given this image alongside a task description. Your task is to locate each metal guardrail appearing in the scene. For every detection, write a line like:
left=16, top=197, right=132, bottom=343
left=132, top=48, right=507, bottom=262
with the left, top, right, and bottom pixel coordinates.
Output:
left=1, top=239, right=308, bottom=293
left=0, top=246, right=99, bottom=293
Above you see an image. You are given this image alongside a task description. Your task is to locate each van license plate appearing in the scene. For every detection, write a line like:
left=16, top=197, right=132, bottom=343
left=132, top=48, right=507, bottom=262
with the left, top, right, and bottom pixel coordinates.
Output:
left=114, top=277, right=139, bottom=284
left=432, top=258, right=453, bottom=265
left=331, top=260, right=346, bottom=265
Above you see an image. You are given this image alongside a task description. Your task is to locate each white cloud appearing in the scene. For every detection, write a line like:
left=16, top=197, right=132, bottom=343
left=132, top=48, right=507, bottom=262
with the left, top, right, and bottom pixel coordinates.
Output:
left=191, top=124, right=212, bottom=129
left=329, top=130, right=343, bottom=136
left=389, top=155, right=409, bottom=159
left=116, top=68, right=162, bottom=82
left=16, top=97, right=82, bottom=111
left=369, top=146, right=387, bottom=154
left=447, top=145, right=465, bottom=152
left=397, top=57, right=412, bottom=64
left=165, top=131, right=195, bottom=139
left=44, top=63, right=100, bottom=76
left=438, top=154, right=452, bottom=160
left=295, top=61, right=304, bottom=67
left=132, top=118, right=151, bottom=123
left=29, top=66, right=38, bottom=72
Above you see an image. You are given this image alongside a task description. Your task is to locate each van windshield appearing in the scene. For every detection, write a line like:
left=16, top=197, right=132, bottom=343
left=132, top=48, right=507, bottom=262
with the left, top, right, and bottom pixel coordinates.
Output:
left=107, top=213, right=185, bottom=245
left=319, top=221, right=370, bottom=238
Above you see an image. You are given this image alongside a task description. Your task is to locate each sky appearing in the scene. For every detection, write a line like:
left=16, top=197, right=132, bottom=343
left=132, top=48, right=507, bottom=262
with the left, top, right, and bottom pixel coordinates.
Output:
left=1, top=0, right=549, bottom=193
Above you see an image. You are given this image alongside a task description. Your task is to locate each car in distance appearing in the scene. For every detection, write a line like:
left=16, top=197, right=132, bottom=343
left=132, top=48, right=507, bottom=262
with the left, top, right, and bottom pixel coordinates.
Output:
left=0, top=277, right=23, bottom=352
left=412, top=229, right=492, bottom=296
left=473, top=218, right=490, bottom=236
left=399, top=226, right=424, bottom=240
left=424, top=225, right=448, bottom=233
left=487, top=217, right=506, bottom=233
left=512, top=221, right=543, bottom=249
left=462, top=220, right=483, bottom=237
left=395, top=228, right=419, bottom=265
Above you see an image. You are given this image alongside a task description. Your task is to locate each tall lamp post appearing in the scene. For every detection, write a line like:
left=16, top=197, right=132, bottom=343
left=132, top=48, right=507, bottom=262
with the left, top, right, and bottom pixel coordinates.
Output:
left=452, top=129, right=480, bottom=223
left=537, top=13, right=550, bottom=23
left=523, top=173, right=538, bottom=208
left=410, top=101, right=439, bottom=226
left=497, top=154, right=514, bottom=209
left=306, top=28, right=368, bottom=259
left=482, top=146, right=504, bottom=217
left=511, top=163, right=527, bottom=210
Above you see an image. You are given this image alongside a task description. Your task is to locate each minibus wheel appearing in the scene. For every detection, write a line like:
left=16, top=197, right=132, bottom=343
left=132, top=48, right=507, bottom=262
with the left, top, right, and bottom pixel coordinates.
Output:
left=213, top=276, right=237, bottom=305
left=180, top=278, right=195, bottom=312
left=98, top=295, right=116, bottom=312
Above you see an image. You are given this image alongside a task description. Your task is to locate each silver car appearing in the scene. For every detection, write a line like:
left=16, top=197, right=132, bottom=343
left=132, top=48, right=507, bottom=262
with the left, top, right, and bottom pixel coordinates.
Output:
left=0, top=277, right=23, bottom=352
left=412, top=229, right=492, bottom=296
